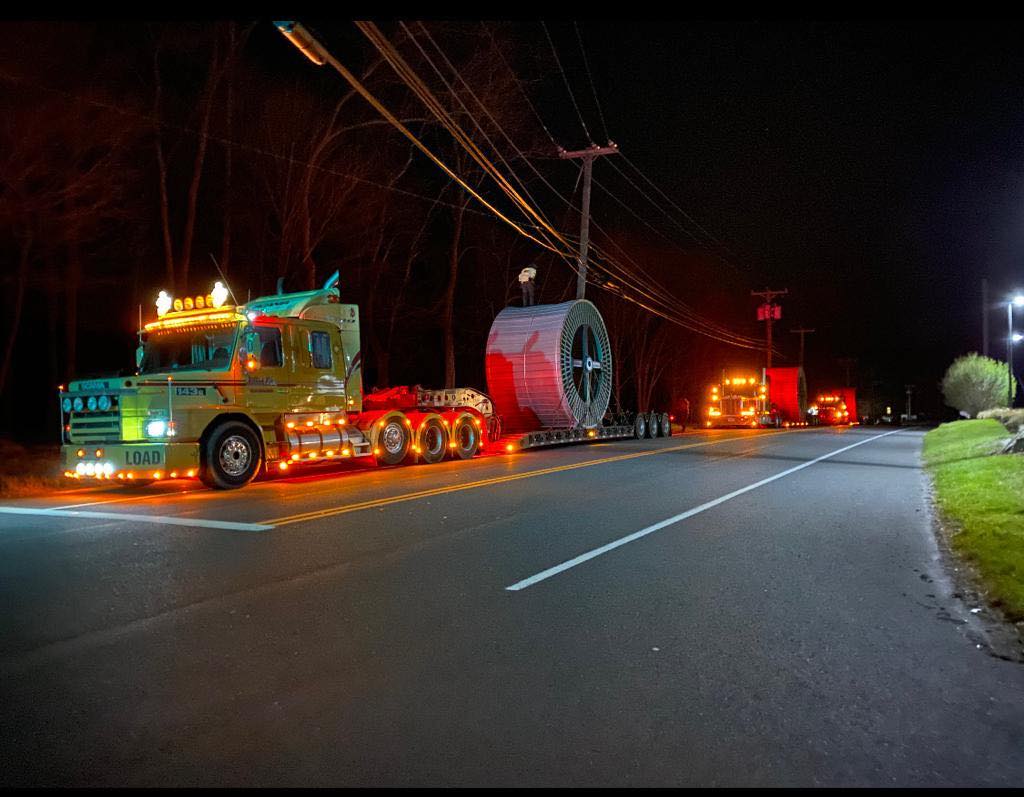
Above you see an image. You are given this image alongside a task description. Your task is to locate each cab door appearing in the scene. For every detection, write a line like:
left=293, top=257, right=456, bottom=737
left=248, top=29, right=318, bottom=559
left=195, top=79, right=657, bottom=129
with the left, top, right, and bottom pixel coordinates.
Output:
left=304, top=325, right=347, bottom=412
left=241, top=321, right=292, bottom=429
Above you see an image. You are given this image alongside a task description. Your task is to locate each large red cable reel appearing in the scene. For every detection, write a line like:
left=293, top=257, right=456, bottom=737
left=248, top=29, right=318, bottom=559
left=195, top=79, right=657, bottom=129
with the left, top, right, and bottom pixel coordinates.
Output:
left=485, top=299, right=613, bottom=433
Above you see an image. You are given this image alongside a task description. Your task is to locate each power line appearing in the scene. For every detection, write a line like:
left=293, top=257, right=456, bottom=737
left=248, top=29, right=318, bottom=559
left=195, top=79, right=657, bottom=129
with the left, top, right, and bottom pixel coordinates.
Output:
left=402, top=22, right=564, bottom=251
left=540, top=21, right=592, bottom=143
left=400, top=25, right=760, bottom=343
left=478, top=22, right=560, bottom=152
left=276, top=22, right=765, bottom=349
left=356, top=21, right=577, bottom=264
left=573, top=21, right=609, bottom=143
left=620, top=151, right=744, bottom=264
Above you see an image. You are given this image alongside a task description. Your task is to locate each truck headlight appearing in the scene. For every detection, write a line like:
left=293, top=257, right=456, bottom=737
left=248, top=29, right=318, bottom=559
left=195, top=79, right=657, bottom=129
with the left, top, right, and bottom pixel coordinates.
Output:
left=98, top=395, right=111, bottom=411
left=73, top=397, right=84, bottom=412
left=86, top=396, right=97, bottom=411
left=62, top=398, right=72, bottom=413
left=146, top=419, right=168, bottom=438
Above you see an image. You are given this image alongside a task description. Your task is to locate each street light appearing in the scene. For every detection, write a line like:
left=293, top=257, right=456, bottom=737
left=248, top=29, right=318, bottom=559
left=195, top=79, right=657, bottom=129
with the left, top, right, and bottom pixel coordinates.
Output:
left=1008, top=294, right=1024, bottom=406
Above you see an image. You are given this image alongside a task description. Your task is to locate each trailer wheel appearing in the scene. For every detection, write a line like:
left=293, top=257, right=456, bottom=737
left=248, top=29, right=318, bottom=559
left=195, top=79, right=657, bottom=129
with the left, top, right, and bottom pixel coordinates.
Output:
left=450, top=414, right=480, bottom=459
left=660, top=412, right=672, bottom=437
left=417, top=416, right=448, bottom=464
left=376, top=416, right=411, bottom=466
left=633, top=413, right=647, bottom=439
left=200, top=420, right=262, bottom=489
left=646, top=411, right=660, bottom=438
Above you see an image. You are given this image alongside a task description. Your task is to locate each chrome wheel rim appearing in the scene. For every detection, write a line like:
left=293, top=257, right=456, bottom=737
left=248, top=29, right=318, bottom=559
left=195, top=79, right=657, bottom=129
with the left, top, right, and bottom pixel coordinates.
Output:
left=220, top=435, right=251, bottom=476
left=382, top=422, right=405, bottom=455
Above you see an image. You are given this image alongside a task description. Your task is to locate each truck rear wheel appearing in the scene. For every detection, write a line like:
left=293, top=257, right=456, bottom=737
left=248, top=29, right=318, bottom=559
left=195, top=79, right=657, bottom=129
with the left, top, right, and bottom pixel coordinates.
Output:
left=376, top=416, right=411, bottom=466
left=633, top=413, right=647, bottom=439
left=201, top=421, right=262, bottom=490
left=646, top=412, right=660, bottom=438
left=416, top=416, right=448, bottom=464
left=450, top=414, right=480, bottom=459
left=660, top=412, right=672, bottom=437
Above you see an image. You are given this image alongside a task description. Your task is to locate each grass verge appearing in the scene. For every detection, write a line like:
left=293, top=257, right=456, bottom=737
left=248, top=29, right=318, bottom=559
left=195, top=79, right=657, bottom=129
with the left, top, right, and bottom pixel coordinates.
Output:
left=0, top=440, right=67, bottom=498
left=924, top=419, right=1024, bottom=621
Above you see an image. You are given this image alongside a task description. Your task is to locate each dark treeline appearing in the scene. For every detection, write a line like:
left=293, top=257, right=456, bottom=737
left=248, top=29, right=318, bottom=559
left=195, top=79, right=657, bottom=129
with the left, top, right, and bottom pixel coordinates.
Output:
left=0, top=20, right=767, bottom=444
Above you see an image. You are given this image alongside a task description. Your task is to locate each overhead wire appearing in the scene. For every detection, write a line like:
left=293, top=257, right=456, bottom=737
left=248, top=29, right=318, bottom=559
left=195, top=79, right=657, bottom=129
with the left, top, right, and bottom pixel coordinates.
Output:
left=573, top=21, right=610, bottom=143
left=287, top=22, right=765, bottom=348
left=540, top=21, right=592, bottom=143
left=401, top=23, right=762, bottom=346
left=403, top=24, right=757, bottom=343
left=478, top=21, right=560, bottom=152
left=356, top=21, right=581, bottom=271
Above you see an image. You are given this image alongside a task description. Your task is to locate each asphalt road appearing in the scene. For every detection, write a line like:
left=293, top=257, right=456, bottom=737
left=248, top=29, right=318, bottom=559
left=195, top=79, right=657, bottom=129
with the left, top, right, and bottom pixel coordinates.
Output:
left=2, top=426, right=1023, bottom=786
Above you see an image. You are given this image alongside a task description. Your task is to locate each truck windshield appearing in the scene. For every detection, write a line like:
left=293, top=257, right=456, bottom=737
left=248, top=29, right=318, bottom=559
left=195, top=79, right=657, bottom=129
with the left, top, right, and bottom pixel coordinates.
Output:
left=139, top=325, right=238, bottom=374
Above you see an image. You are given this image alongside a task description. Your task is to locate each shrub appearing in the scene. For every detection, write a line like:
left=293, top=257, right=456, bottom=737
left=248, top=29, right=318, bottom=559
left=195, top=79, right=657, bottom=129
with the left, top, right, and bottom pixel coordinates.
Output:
left=977, top=407, right=1024, bottom=433
left=941, top=353, right=1015, bottom=419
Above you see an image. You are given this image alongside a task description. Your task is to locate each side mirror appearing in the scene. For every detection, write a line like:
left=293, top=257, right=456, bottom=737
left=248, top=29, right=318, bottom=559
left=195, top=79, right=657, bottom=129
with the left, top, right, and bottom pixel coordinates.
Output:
left=135, top=345, right=144, bottom=369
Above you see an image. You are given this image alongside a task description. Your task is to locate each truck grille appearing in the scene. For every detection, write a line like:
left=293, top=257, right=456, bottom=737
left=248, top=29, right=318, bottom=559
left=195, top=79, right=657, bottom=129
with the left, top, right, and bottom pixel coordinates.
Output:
left=69, top=411, right=121, bottom=443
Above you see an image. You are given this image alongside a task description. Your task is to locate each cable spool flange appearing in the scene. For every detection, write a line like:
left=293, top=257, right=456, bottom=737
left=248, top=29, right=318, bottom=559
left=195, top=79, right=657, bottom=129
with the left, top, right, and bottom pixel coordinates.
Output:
left=485, top=299, right=613, bottom=432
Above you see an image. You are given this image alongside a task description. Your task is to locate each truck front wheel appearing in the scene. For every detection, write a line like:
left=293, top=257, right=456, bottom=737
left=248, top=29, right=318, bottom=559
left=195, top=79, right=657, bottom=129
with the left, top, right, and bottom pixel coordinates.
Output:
left=201, top=421, right=262, bottom=490
left=376, top=417, right=411, bottom=466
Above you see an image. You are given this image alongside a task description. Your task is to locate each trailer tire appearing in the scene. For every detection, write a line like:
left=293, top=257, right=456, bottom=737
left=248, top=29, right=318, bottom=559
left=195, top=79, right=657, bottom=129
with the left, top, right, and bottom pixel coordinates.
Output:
left=376, top=415, right=411, bottom=466
left=660, top=412, right=672, bottom=437
left=646, top=411, right=660, bottom=438
left=416, top=416, right=448, bottom=465
left=200, top=420, right=262, bottom=490
left=450, top=414, right=480, bottom=459
left=633, top=413, right=647, bottom=439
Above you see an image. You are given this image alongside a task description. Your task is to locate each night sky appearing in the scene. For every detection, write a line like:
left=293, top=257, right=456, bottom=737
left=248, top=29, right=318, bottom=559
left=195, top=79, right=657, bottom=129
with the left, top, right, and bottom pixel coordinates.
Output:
left=6, top=17, right=1024, bottom=437
left=511, top=19, right=1024, bottom=415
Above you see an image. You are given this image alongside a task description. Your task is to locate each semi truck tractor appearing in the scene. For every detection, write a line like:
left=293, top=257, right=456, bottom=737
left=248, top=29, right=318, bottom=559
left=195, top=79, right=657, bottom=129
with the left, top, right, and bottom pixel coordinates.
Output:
left=704, top=366, right=810, bottom=428
left=704, top=372, right=769, bottom=428
left=58, top=274, right=670, bottom=489
left=807, top=390, right=855, bottom=426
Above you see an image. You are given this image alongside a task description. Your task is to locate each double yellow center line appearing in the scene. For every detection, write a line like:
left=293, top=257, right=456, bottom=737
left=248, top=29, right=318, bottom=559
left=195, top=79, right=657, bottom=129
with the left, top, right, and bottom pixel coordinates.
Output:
left=268, top=432, right=779, bottom=527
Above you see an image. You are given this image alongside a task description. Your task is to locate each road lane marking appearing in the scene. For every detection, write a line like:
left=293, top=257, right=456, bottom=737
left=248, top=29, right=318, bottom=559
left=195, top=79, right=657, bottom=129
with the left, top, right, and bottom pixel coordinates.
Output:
left=268, top=431, right=788, bottom=527
left=0, top=507, right=272, bottom=532
left=505, top=428, right=903, bottom=591
left=54, top=489, right=202, bottom=510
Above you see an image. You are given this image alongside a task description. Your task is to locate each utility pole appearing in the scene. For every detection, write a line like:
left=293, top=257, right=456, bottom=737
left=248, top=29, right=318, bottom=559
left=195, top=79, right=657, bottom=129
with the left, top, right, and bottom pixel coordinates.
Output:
left=559, top=142, right=619, bottom=299
left=790, top=327, right=815, bottom=367
left=982, top=277, right=989, bottom=357
left=905, top=384, right=915, bottom=420
left=752, top=288, right=787, bottom=369
left=1008, top=300, right=1015, bottom=407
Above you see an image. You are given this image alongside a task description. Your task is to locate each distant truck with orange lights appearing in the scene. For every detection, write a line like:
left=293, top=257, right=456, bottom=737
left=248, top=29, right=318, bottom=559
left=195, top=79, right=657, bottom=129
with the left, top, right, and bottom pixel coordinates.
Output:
left=704, top=372, right=771, bottom=428
left=705, top=366, right=813, bottom=428
left=59, top=273, right=495, bottom=489
left=808, top=389, right=856, bottom=425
